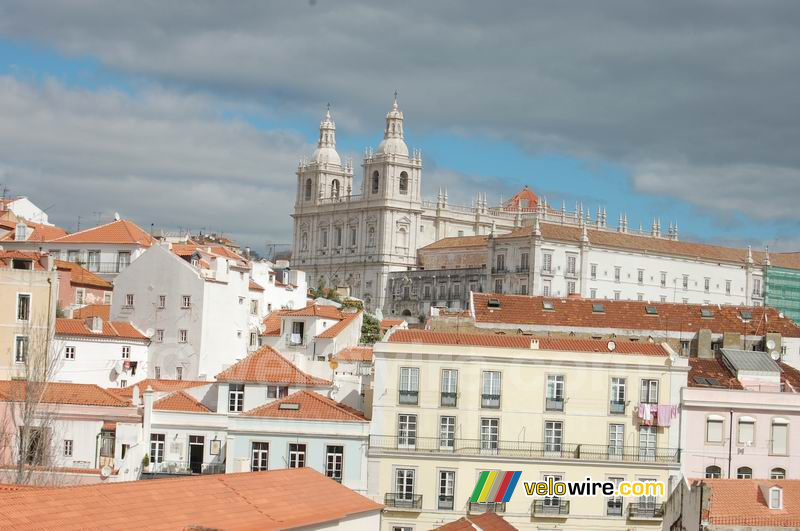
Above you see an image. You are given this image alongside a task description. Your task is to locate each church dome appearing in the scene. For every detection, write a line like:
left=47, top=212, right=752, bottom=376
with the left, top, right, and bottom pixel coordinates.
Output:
left=377, top=93, right=409, bottom=157
left=377, top=137, right=409, bottom=157
left=311, top=106, right=342, bottom=166
left=311, top=146, right=341, bottom=165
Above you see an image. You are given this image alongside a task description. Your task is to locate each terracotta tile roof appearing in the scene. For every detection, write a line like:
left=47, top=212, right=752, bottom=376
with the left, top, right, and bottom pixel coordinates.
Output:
left=55, top=318, right=148, bottom=340
left=215, top=346, right=331, bottom=386
left=153, top=390, right=211, bottom=413
left=171, top=243, right=244, bottom=262
left=471, top=293, right=800, bottom=338
left=380, top=318, right=406, bottom=328
left=334, top=346, right=374, bottom=363
left=420, top=234, right=488, bottom=250
left=262, top=310, right=284, bottom=336
left=0, top=468, right=383, bottom=530
left=249, top=279, right=265, bottom=291
left=388, top=329, right=669, bottom=355
left=0, top=251, right=48, bottom=270
left=316, top=310, right=361, bottom=339
left=434, top=512, right=518, bottom=530
left=112, top=379, right=209, bottom=399
left=0, top=219, right=67, bottom=242
left=780, top=362, right=800, bottom=391
left=702, top=479, right=800, bottom=526
left=503, top=185, right=538, bottom=212
left=242, top=390, right=367, bottom=421
left=54, top=260, right=113, bottom=290
left=688, top=357, right=744, bottom=389
left=71, top=304, right=111, bottom=320
left=283, top=303, right=344, bottom=319
left=51, top=219, right=153, bottom=246
left=0, top=381, right=131, bottom=407
left=0, top=484, right=40, bottom=493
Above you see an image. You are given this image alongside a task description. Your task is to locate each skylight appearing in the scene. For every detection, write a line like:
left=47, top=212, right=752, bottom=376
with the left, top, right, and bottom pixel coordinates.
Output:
left=645, top=306, right=658, bottom=315
left=740, top=310, right=753, bottom=321
left=542, top=301, right=555, bottom=311
left=279, top=403, right=300, bottom=410
left=592, top=303, right=604, bottom=313
left=700, top=308, right=713, bottom=318
left=487, top=298, right=501, bottom=309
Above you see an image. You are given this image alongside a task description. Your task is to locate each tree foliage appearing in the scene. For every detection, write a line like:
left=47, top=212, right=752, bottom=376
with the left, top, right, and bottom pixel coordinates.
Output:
left=360, top=313, right=382, bottom=344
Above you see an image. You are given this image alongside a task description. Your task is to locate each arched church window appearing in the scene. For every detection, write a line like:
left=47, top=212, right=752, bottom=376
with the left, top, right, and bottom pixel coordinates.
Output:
left=399, top=172, right=408, bottom=195
left=331, top=179, right=340, bottom=198
left=397, top=227, right=408, bottom=249
left=304, top=179, right=312, bottom=200
left=371, top=171, right=380, bottom=194
left=367, top=227, right=376, bottom=247
left=301, top=232, right=308, bottom=251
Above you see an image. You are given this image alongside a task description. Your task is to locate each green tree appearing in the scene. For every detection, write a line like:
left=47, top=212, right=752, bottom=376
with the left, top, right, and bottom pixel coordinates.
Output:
left=360, top=313, right=382, bottom=344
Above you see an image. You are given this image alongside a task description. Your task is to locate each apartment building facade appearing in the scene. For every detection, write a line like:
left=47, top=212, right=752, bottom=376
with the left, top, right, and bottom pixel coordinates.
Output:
left=369, top=330, right=687, bottom=530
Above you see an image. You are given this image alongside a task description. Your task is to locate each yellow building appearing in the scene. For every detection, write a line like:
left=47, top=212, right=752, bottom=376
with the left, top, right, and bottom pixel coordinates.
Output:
left=0, top=251, right=58, bottom=379
left=369, top=330, right=688, bottom=530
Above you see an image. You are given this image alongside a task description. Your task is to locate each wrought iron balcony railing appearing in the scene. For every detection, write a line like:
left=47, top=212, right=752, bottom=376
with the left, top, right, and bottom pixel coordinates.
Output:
left=468, top=501, right=505, bottom=514
left=481, top=393, right=501, bottom=408
left=532, top=499, right=570, bottom=516
left=146, top=460, right=225, bottom=475
left=627, top=502, right=665, bottom=519
left=545, top=397, right=564, bottom=411
left=440, top=392, right=457, bottom=407
left=437, top=495, right=454, bottom=510
left=609, top=400, right=626, bottom=414
left=399, top=390, right=419, bottom=405
left=384, top=493, right=422, bottom=510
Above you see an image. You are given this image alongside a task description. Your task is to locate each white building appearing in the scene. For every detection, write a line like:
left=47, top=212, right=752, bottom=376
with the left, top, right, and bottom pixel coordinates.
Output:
left=112, top=244, right=306, bottom=381
left=52, top=317, right=150, bottom=387
left=0, top=196, right=51, bottom=225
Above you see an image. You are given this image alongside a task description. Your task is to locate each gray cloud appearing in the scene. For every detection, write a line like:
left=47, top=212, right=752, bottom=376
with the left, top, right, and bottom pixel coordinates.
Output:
left=1, top=0, right=799, bottom=237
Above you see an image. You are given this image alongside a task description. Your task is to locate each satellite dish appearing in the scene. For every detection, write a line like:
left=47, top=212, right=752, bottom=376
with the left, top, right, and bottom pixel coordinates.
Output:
left=145, top=328, right=155, bottom=338
left=113, top=212, right=120, bottom=221
left=770, top=351, right=781, bottom=361
left=100, top=465, right=112, bottom=479
left=766, top=339, right=776, bottom=350
left=607, top=341, right=616, bottom=352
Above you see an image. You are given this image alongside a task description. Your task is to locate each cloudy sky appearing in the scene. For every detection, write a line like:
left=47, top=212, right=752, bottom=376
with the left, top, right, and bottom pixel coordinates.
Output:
left=1, top=1, right=799, bottom=252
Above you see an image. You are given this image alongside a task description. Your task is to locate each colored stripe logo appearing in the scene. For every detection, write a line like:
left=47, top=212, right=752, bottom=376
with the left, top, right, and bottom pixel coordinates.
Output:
left=470, top=471, right=521, bottom=503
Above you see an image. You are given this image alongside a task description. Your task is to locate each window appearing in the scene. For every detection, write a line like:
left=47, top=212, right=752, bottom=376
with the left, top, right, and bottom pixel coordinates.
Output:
left=494, top=279, right=503, bottom=293
left=480, top=417, right=499, bottom=452
left=567, top=281, right=576, bottom=294
left=288, top=443, right=306, bottom=468
left=705, top=465, right=721, bottom=479
left=249, top=331, right=258, bottom=348
left=100, top=430, right=115, bottom=457
left=398, top=414, right=417, bottom=448
left=542, top=280, right=551, bottom=297
left=331, top=179, right=340, bottom=198
left=660, top=272, right=667, bottom=287
left=753, top=278, right=762, bottom=296
left=567, top=255, right=577, bottom=275
left=156, top=329, right=164, bottom=342
left=349, top=227, right=357, bottom=246
left=610, top=377, right=626, bottom=414
left=614, top=267, right=621, bottom=282
left=725, top=280, right=731, bottom=295
left=637, top=269, right=644, bottom=284
left=613, top=291, right=620, bottom=301
left=771, top=468, right=786, bottom=480
left=438, top=470, right=455, bottom=510
left=640, top=379, right=659, bottom=404
left=545, top=421, right=563, bottom=452
left=769, top=487, right=783, bottom=509
left=251, top=442, right=269, bottom=471
left=122, top=346, right=130, bottom=359
left=229, top=384, right=244, bottom=412
left=639, top=426, right=656, bottom=459
left=645, top=305, right=658, bottom=315
left=607, top=477, right=624, bottom=516
left=399, top=171, right=408, bottom=194
left=608, top=424, right=624, bottom=458
left=771, top=419, right=788, bottom=455
left=335, top=226, right=343, bottom=247
left=543, top=473, right=563, bottom=509
left=119, top=379, right=127, bottom=387
left=157, top=295, right=166, bottom=309
left=439, top=416, right=456, bottom=450
left=520, top=252, right=529, bottom=270
left=496, top=254, right=505, bottom=271
left=179, top=329, right=188, bottom=343
left=176, top=367, right=183, bottom=380
left=736, top=466, right=752, bottom=479
left=423, top=284, right=431, bottom=299
left=14, top=335, right=28, bottom=363
left=17, top=294, right=31, bottom=321
left=64, top=439, right=73, bottom=457
left=304, top=179, right=312, bottom=200
left=399, top=367, right=419, bottom=405
left=395, top=468, right=415, bottom=503
left=325, top=445, right=343, bottom=482
left=481, top=371, right=501, bottom=408
left=546, top=375, right=565, bottom=411
left=704, top=278, right=710, bottom=292
left=321, top=229, right=328, bottom=248
left=21, top=428, right=46, bottom=465
left=266, top=385, right=289, bottom=399
left=542, top=253, right=552, bottom=273
left=590, top=288, right=597, bottom=298
left=590, top=263, right=597, bottom=280
left=682, top=275, right=689, bottom=290
left=706, top=417, right=724, bottom=443
left=150, top=434, right=165, bottom=464
left=125, top=294, right=134, bottom=307
left=87, top=250, right=100, bottom=271
left=103, top=292, right=112, bottom=305
left=154, top=367, right=161, bottom=379
left=441, top=369, right=458, bottom=407
left=737, top=417, right=755, bottom=445
left=182, top=295, right=191, bottom=308
left=64, top=346, right=76, bottom=360
left=371, top=171, right=380, bottom=194
left=249, top=299, right=259, bottom=316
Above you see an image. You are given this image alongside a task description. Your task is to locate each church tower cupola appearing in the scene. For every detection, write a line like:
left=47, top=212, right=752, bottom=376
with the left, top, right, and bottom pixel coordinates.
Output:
left=311, top=104, right=342, bottom=166
left=377, top=92, right=409, bottom=157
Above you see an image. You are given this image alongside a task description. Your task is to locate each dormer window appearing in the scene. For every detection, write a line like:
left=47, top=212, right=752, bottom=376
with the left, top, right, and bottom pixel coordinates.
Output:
left=769, top=486, right=783, bottom=510
left=15, top=223, right=28, bottom=241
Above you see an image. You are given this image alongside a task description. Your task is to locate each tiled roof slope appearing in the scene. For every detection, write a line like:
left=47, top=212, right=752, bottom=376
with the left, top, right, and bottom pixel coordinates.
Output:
left=242, top=390, right=366, bottom=421
left=153, top=390, right=211, bottom=413
left=249, top=279, right=265, bottom=291
left=113, top=379, right=209, bottom=399
left=283, top=303, right=343, bottom=319
left=703, top=479, right=800, bottom=526
left=434, top=512, right=519, bottom=530
left=55, top=318, right=148, bottom=340
left=51, top=219, right=153, bottom=245
left=688, top=358, right=744, bottom=389
left=0, top=381, right=130, bottom=407
left=71, top=304, right=111, bottom=320
left=334, top=346, right=373, bottom=362
left=0, top=251, right=48, bottom=270
left=317, top=310, right=361, bottom=339
left=472, top=293, right=800, bottom=337
left=215, top=346, right=331, bottom=385
left=0, top=219, right=67, bottom=242
left=388, top=329, right=669, bottom=355
left=380, top=318, right=406, bottom=328
left=262, top=310, right=284, bottom=336
left=420, top=234, right=488, bottom=250
left=54, top=260, right=112, bottom=289
left=0, top=468, right=383, bottom=530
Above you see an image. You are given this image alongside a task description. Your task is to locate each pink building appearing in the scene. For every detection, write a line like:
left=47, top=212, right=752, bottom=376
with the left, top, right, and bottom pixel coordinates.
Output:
left=681, top=350, right=800, bottom=481
left=54, top=259, right=113, bottom=312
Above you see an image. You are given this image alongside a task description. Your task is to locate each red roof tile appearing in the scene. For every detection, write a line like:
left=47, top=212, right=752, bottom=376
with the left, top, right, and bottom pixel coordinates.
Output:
left=71, top=304, right=111, bottom=320
left=380, top=318, right=406, bottom=328
left=316, top=310, right=361, bottom=339
left=249, top=279, right=265, bottom=291
left=0, top=381, right=131, bottom=407
left=262, top=310, right=284, bottom=336
left=283, top=303, right=344, bottom=319
left=388, top=329, right=669, bottom=355
left=0, top=250, right=48, bottom=270
left=112, top=379, right=209, bottom=399
left=503, top=185, right=538, bottom=212
left=54, top=260, right=112, bottom=290
left=420, top=234, right=488, bottom=250
left=0, top=468, right=382, bottom=530
left=434, top=512, right=518, bottom=530
left=471, top=293, right=800, bottom=338
left=334, top=346, right=374, bottom=362
left=51, top=219, right=153, bottom=246
left=153, top=390, right=211, bottom=413
left=688, top=358, right=744, bottom=389
left=215, top=346, right=331, bottom=385
left=242, top=390, right=367, bottom=421
left=0, top=219, right=67, bottom=242
left=55, top=318, right=147, bottom=340
left=703, top=479, right=800, bottom=526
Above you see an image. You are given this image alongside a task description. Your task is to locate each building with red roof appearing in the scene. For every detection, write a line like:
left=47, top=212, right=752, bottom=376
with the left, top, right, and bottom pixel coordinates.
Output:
left=53, top=259, right=113, bottom=312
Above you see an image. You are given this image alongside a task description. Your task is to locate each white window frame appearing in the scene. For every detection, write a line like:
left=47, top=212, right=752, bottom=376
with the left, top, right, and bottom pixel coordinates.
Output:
left=64, top=345, right=76, bottom=360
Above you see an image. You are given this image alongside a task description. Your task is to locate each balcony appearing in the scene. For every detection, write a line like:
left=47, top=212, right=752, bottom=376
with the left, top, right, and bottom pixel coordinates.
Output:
left=144, top=460, right=225, bottom=477
left=440, top=392, right=457, bottom=407
left=398, top=390, right=419, bottom=405
left=369, top=436, right=681, bottom=465
left=491, top=267, right=507, bottom=275
left=545, top=398, right=564, bottom=411
left=609, top=400, right=625, bottom=414
left=384, top=493, right=422, bottom=511
left=607, top=499, right=623, bottom=516
left=481, top=393, right=500, bottom=409
left=532, top=499, right=570, bottom=516
left=468, top=501, right=505, bottom=514
left=437, top=495, right=455, bottom=510
left=627, top=502, right=664, bottom=520
left=516, top=265, right=529, bottom=273
left=541, top=267, right=553, bottom=276
left=79, top=261, right=131, bottom=274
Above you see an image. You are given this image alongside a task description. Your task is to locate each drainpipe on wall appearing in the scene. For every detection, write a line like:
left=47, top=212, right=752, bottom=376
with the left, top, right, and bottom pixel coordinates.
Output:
left=727, top=410, right=733, bottom=478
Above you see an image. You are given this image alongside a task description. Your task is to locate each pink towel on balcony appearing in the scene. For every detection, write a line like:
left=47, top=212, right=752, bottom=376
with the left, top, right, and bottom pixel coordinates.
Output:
left=638, top=404, right=654, bottom=424
left=655, top=405, right=677, bottom=427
